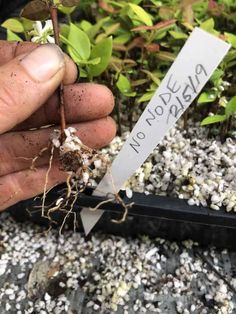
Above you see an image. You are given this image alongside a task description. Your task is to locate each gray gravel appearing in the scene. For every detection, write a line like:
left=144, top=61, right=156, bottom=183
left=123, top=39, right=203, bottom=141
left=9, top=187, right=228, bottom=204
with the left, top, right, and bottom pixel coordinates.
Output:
left=0, top=212, right=236, bottom=313
left=102, top=120, right=236, bottom=212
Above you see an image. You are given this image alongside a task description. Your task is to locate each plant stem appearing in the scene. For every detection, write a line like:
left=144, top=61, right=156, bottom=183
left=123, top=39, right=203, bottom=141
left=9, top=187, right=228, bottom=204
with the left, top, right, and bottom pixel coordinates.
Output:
left=220, top=121, right=227, bottom=143
left=49, top=3, right=66, bottom=142
left=183, top=109, right=188, bottom=130
left=226, top=115, right=232, bottom=135
left=66, top=13, right=72, bottom=23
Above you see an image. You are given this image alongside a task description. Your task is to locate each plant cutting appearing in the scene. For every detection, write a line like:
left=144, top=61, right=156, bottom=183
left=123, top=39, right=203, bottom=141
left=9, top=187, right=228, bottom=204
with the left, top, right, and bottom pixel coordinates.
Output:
left=0, top=0, right=116, bottom=232
left=0, top=0, right=133, bottom=232
left=1, top=0, right=236, bottom=237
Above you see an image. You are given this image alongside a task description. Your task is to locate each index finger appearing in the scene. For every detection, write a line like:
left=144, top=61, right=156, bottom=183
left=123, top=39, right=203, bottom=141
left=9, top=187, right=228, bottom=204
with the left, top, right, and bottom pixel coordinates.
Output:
left=0, top=40, right=78, bottom=85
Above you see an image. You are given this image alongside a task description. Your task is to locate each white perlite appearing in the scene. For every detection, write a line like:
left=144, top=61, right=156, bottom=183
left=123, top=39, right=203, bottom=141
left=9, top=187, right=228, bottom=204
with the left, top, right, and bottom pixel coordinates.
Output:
left=0, top=213, right=235, bottom=313
left=101, top=120, right=236, bottom=212
left=50, top=127, right=109, bottom=189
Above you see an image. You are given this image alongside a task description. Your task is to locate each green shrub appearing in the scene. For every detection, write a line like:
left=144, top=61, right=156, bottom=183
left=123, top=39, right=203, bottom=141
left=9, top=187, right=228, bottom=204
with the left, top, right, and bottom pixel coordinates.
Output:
left=2, top=0, right=236, bottom=136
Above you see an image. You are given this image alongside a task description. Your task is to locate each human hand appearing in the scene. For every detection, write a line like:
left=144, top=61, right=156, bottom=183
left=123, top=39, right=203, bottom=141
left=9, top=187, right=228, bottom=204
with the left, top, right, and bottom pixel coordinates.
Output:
left=0, top=41, right=116, bottom=210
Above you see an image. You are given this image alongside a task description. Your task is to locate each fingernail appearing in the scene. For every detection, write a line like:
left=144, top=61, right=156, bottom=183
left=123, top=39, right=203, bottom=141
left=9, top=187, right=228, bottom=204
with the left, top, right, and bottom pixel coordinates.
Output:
left=20, top=44, right=65, bottom=82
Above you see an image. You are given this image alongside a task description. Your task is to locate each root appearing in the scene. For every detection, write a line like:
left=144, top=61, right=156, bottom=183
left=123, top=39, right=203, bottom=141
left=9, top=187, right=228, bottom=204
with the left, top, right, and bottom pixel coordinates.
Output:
left=65, top=173, right=73, bottom=199
left=111, top=194, right=134, bottom=224
left=31, top=146, right=49, bottom=170
left=40, top=182, right=61, bottom=201
left=41, top=145, right=55, bottom=218
left=101, top=166, right=134, bottom=223
left=59, top=190, right=78, bottom=235
left=46, top=203, right=63, bottom=223
left=30, top=126, right=132, bottom=232
left=89, top=198, right=114, bottom=212
left=14, top=157, right=33, bottom=161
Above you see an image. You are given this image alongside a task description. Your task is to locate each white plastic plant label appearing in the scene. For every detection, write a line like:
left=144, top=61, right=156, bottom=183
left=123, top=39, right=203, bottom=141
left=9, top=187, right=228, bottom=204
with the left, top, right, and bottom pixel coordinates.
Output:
left=80, top=27, right=231, bottom=235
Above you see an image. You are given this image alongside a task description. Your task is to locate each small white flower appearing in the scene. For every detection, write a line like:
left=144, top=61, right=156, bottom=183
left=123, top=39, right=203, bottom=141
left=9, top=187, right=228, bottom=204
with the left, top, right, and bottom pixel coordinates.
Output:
left=30, top=20, right=55, bottom=44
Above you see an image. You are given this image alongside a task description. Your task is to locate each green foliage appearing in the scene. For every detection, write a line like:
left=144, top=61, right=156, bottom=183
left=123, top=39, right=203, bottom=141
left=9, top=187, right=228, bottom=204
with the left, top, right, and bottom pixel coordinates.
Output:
left=6, top=30, right=23, bottom=41
left=60, top=23, right=112, bottom=79
left=198, top=92, right=216, bottom=104
left=225, top=96, right=236, bottom=118
left=225, top=32, right=236, bottom=49
left=2, top=18, right=25, bottom=33
left=67, top=23, right=91, bottom=61
left=201, top=114, right=227, bottom=126
left=116, top=73, right=136, bottom=97
left=201, top=96, right=236, bottom=126
left=2, top=0, right=236, bottom=134
left=127, top=3, right=153, bottom=26
left=88, top=37, right=113, bottom=77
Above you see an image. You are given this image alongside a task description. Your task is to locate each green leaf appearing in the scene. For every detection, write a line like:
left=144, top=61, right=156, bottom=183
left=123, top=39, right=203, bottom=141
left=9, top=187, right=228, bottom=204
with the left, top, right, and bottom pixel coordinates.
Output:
left=116, top=74, right=131, bottom=94
left=169, top=30, right=188, bottom=39
left=60, top=24, right=70, bottom=38
left=2, top=18, right=24, bottom=33
left=138, top=91, right=155, bottom=103
left=156, top=51, right=176, bottom=62
left=128, top=4, right=153, bottom=26
left=54, top=0, right=76, bottom=12
left=224, top=50, right=236, bottom=69
left=6, top=29, right=23, bottom=41
left=78, top=57, right=101, bottom=65
left=88, top=36, right=112, bottom=77
left=96, top=23, right=120, bottom=43
left=21, top=18, right=34, bottom=31
left=124, top=91, right=136, bottom=97
left=141, top=70, right=160, bottom=85
left=86, top=17, right=110, bottom=40
left=60, top=34, right=80, bottom=57
left=200, top=18, right=216, bottom=34
left=201, top=114, right=226, bottom=126
left=58, top=4, right=76, bottom=14
left=103, top=23, right=121, bottom=36
left=150, top=0, right=162, bottom=5
left=225, top=96, right=236, bottom=118
left=67, top=23, right=91, bottom=60
left=210, top=69, right=224, bottom=84
left=113, top=33, right=131, bottom=44
left=80, top=20, right=92, bottom=32
left=131, top=0, right=143, bottom=4
left=60, top=0, right=80, bottom=6
left=225, top=32, right=236, bottom=49
left=79, top=68, right=88, bottom=78
left=60, top=34, right=90, bottom=66
left=197, top=92, right=216, bottom=104
left=131, top=79, right=148, bottom=87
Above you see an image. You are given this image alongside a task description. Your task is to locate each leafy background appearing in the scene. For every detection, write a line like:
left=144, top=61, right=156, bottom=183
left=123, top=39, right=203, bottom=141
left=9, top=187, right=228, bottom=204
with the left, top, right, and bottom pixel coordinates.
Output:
left=2, top=0, right=236, bottom=139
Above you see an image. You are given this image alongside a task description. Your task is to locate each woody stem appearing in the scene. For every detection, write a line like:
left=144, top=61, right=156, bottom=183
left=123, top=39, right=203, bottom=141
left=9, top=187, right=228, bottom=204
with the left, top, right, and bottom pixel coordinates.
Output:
left=49, top=4, right=66, bottom=142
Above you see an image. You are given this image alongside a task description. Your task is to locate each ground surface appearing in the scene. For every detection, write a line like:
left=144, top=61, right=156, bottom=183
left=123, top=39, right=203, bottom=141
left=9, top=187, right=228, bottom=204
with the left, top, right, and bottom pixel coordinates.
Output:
left=0, top=212, right=236, bottom=314
left=102, top=121, right=236, bottom=213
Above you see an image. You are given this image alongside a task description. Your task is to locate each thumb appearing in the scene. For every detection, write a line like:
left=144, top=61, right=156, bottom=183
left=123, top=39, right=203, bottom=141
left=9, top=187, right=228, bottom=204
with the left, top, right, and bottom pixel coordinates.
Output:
left=0, top=44, right=65, bottom=134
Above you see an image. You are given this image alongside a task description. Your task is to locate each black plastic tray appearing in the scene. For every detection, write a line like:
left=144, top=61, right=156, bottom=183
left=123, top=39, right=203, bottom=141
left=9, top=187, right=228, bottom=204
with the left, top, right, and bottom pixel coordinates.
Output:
left=7, top=185, right=236, bottom=250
